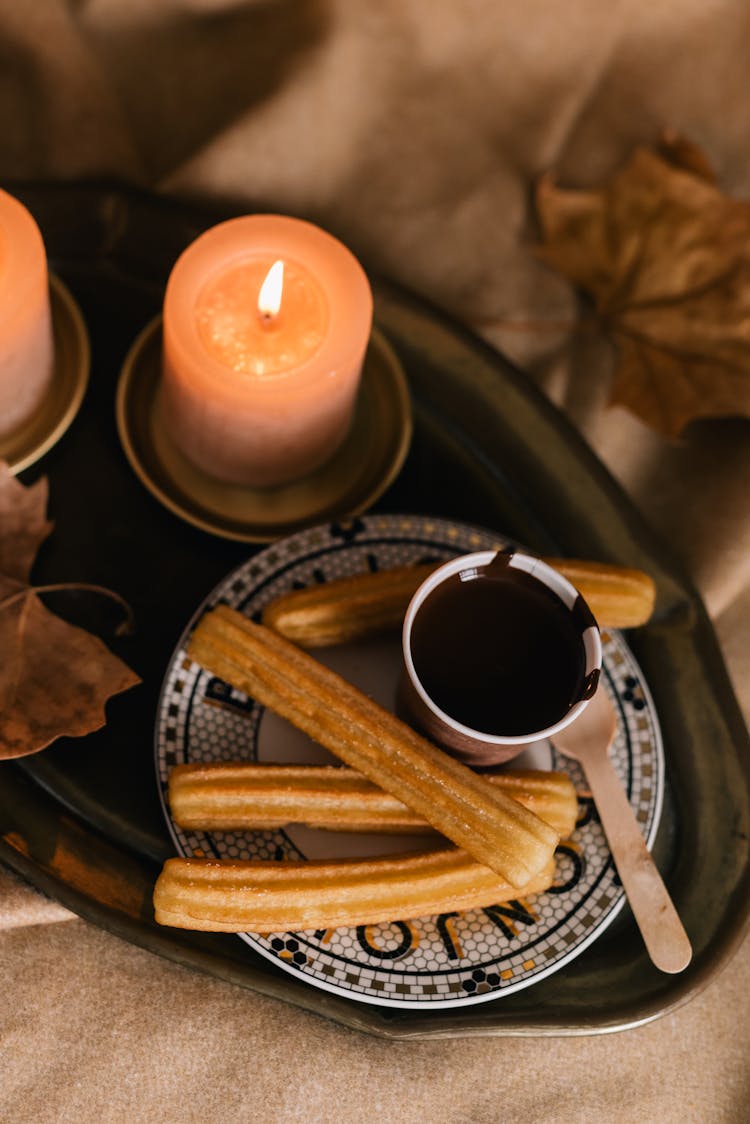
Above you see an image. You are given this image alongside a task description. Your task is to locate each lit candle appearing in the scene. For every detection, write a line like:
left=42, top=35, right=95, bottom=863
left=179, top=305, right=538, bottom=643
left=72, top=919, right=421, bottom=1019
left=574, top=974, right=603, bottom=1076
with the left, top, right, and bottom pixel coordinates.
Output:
left=0, top=190, right=53, bottom=439
left=160, top=215, right=373, bottom=487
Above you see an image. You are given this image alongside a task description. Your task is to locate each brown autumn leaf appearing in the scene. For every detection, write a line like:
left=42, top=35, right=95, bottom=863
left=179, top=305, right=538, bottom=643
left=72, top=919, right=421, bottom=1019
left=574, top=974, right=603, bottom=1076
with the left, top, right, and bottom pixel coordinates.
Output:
left=535, top=133, right=750, bottom=436
left=0, top=464, right=139, bottom=759
left=0, top=463, right=52, bottom=581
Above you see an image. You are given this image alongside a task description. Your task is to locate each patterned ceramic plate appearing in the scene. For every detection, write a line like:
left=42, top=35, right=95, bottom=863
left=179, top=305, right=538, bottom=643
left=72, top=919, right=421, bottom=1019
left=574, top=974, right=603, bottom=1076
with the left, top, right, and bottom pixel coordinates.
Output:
left=155, top=515, right=664, bottom=1009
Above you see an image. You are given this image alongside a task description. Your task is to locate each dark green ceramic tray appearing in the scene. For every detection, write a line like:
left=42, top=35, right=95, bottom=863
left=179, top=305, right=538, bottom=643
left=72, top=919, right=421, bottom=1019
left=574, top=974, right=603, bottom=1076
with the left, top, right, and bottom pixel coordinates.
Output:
left=2, top=184, right=749, bottom=1039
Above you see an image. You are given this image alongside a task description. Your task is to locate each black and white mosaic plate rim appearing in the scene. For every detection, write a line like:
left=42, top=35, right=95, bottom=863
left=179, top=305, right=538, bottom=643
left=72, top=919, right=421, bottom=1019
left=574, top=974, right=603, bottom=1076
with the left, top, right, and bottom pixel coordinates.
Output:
left=155, top=514, right=665, bottom=1010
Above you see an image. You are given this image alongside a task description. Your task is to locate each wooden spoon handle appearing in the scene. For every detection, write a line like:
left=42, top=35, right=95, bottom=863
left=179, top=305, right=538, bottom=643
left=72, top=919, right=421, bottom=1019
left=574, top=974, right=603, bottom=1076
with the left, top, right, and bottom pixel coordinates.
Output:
left=582, top=751, right=692, bottom=973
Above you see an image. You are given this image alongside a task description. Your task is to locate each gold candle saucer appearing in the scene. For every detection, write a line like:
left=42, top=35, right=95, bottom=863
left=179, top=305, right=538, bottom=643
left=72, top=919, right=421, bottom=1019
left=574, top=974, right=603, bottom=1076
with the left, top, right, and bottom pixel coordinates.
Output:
left=1, top=275, right=90, bottom=474
left=115, top=317, right=412, bottom=542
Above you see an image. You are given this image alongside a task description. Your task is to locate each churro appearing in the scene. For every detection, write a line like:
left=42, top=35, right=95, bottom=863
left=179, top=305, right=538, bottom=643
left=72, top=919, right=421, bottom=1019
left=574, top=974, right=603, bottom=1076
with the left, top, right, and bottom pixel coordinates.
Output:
left=545, top=558, right=656, bottom=630
left=187, top=607, right=559, bottom=888
left=168, top=763, right=578, bottom=838
left=261, top=557, right=655, bottom=646
left=153, top=848, right=556, bottom=932
left=261, top=563, right=436, bottom=646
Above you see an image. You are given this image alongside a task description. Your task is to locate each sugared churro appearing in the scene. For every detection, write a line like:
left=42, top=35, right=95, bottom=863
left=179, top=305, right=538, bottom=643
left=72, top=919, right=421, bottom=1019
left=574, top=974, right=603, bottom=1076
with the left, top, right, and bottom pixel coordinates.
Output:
left=153, top=848, right=556, bottom=933
left=545, top=558, right=655, bottom=630
left=168, top=763, right=578, bottom=838
left=261, top=557, right=655, bottom=646
left=187, top=607, right=559, bottom=888
left=261, top=563, right=436, bottom=647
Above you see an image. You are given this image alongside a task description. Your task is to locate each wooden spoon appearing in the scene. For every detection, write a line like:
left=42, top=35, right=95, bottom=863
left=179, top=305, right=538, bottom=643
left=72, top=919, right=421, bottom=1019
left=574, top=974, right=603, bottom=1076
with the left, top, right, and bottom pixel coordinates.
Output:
left=553, top=686, right=692, bottom=973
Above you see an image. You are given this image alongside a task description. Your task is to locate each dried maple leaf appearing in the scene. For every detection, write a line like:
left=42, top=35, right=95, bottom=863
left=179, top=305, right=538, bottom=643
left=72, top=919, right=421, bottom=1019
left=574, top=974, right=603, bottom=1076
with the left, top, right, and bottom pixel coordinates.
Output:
left=535, top=134, right=750, bottom=436
left=0, top=463, right=52, bottom=581
left=0, top=464, right=139, bottom=759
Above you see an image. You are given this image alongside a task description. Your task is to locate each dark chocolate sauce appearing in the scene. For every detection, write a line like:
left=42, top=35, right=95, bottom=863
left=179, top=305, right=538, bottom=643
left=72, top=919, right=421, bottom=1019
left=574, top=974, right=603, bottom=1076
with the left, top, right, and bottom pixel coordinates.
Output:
left=409, top=556, right=585, bottom=737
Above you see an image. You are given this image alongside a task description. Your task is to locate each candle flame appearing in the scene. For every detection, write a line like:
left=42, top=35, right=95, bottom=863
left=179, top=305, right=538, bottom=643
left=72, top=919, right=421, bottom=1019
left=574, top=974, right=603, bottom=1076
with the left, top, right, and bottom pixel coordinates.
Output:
left=258, top=259, right=284, bottom=319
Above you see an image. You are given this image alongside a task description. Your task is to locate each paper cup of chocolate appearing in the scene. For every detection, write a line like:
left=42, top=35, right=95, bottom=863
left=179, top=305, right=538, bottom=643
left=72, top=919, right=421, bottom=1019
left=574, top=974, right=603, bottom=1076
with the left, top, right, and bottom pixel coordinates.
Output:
left=399, top=551, right=602, bottom=766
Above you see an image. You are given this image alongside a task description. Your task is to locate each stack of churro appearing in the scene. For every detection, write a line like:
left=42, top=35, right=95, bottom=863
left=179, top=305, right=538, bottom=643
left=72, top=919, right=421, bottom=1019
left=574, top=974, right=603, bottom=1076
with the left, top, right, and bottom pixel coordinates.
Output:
left=155, top=555, right=653, bottom=935
left=156, top=761, right=576, bottom=931
left=153, top=609, right=570, bottom=932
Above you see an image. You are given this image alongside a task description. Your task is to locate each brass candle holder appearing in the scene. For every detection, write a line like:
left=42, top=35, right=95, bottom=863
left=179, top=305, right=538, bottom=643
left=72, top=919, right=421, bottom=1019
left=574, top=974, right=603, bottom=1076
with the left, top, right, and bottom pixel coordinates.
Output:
left=116, top=317, right=412, bottom=542
left=1, top=275, right=90, bottom=474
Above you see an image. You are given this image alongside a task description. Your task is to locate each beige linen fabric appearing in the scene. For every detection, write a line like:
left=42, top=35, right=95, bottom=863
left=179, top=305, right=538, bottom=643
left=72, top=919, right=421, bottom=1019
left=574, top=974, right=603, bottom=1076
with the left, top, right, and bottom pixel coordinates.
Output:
left=2, top=2, right=750, bottom=1120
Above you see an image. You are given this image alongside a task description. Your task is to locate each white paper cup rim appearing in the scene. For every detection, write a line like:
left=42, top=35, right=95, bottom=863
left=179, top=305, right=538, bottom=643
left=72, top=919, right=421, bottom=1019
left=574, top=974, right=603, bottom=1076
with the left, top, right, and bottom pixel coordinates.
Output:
left=402, top=551, right=602, bottom=747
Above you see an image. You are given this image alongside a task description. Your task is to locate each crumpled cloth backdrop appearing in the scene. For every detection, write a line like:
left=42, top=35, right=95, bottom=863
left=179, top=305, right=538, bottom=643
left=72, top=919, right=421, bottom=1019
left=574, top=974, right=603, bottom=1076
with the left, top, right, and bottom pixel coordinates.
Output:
left=2, top=2, right=750, bottom=1120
